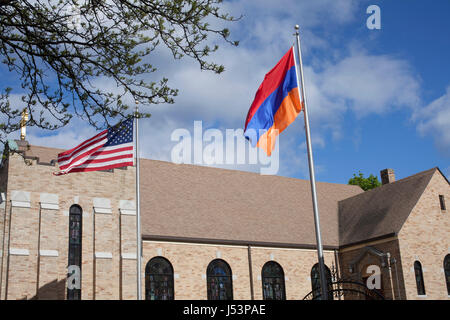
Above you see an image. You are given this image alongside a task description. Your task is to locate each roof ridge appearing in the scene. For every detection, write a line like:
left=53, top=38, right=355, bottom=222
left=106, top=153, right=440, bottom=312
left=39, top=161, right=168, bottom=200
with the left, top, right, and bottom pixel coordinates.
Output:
left=339, top=167, right=437, bottom=203
left=390, top=167, right=437, bottom=184
left=142, top=157, right=365, bottom=188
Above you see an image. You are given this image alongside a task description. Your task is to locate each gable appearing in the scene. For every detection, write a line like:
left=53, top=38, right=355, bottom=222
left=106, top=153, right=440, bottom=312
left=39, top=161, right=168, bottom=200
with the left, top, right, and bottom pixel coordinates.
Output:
left=338, top=168, right=437, bottom=247
left=398, top=169, right=450, bottom=240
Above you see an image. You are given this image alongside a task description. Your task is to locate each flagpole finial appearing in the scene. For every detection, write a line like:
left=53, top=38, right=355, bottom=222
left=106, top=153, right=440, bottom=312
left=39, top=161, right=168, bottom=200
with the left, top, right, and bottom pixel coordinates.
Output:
left=20, top=108, right=29, bottom=141
left=294, top=25, right=299, bottom=36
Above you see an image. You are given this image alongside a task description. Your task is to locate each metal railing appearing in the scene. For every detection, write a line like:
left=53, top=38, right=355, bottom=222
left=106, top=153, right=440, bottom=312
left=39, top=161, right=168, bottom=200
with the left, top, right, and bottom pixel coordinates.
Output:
left=303, top=279, right=385, bottom=300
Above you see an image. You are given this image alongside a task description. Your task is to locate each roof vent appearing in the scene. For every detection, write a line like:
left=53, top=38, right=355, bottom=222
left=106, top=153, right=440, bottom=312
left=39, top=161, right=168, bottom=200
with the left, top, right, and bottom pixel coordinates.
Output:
left=380, top=168, right=395, bottom=185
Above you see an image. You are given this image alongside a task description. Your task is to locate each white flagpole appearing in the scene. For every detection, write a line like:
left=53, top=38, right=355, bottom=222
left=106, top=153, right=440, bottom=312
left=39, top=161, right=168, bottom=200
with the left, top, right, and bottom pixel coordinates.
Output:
left=135, top=102, right=142, bottom=300
left=294, top=25, right=329, bottom=300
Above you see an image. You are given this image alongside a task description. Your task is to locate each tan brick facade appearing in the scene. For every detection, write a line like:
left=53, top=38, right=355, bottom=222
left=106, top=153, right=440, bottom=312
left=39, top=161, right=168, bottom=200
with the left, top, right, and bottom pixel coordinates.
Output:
left=397, top=171, right=450, bottom=300
left=139, top=241, right=337, bottom=300
left=339, top=238, right=407, bottom=300
left=338, top=170, right=450, bottom=300
left=0, top=152, right=137, bottom=300
left=0, top=149, right=449, bottom=300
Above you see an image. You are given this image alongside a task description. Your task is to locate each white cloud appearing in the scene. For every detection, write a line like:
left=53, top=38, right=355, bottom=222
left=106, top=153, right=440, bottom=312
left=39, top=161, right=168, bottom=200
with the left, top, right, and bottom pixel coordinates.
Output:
left=25, top=118, right=99, bottom=150
left=320, top=54, right=421, bottom=115
left=415, top=86, right=450, bottom=156
left=18, top=0, right=433, bottom=180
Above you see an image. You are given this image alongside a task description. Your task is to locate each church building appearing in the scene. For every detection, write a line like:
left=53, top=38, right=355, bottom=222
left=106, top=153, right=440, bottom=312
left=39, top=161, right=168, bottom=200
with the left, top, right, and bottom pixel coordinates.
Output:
left=0, top=137, right=449, bottom=300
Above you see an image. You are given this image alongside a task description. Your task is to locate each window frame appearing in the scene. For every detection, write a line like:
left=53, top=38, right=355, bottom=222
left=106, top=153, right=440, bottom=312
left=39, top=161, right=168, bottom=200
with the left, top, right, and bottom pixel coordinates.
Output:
left=67, top=204, right=82, bottom=300
left=206, top=259, right=233, bottom=300
left=414, top=260, right=426, bottom=296
left=261, top=261, right=286, bottom=300
left=145, top=256, right=175, bottom=300
left=444, top=255, right=450, bottom=296
left=310, top=263, right=333, bottom=300
left=439, top=195, right=446, bottom=210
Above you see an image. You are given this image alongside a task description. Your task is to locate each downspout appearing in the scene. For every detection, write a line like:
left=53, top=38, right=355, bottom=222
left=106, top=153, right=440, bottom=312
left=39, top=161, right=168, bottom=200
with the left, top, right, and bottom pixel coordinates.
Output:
left=247, top=245, right=254, bottom=300
left=333, top=249, right=341, bottom=300
left=4, top=201, right=12, bottom=299
left=391, top=257, right=401, bottom=299
left=386, top=252, right=395, bottom=300
left=36, top=203, right=42, bottom=299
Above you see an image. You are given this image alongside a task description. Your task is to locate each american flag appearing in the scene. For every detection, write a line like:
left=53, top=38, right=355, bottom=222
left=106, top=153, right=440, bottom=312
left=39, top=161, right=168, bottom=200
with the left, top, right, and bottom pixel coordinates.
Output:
left=54, top=119, right=134, bottom=175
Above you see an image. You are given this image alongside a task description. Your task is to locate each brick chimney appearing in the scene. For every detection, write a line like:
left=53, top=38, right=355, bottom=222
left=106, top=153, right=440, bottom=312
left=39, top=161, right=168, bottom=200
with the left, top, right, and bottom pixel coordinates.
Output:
left=380, top=168, right=395, bottom=185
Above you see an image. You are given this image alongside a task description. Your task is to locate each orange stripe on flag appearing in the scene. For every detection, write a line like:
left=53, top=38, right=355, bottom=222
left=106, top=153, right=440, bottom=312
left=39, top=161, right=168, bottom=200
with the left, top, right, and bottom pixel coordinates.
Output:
left=256, top=89, right=302, bottom=156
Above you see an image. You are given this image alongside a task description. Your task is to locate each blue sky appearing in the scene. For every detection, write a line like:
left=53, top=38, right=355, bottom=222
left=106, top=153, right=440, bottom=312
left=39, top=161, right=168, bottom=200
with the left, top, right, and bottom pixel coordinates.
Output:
left=4, top=0, right=450, bottom=184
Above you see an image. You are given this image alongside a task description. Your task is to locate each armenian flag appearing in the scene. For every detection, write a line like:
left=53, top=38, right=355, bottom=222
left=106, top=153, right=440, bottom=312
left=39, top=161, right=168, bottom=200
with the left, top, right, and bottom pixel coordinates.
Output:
left=244, top=47, right=302, bottom=156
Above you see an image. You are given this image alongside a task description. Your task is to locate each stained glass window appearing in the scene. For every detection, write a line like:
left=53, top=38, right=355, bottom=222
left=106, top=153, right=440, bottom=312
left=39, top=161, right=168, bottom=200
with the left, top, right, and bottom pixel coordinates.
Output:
left=414, top=261, right=426, bottom=296
left=207, top=259, right=233, bottom=300
left=444, top=255, right=450, bottom=295
left=145, top=257, right=174, bottom=300
left=67, top=205, right=82, bottom=300
left=311, top=263, right=333, bottom=300
left=261, top=261, right=286, bottom=300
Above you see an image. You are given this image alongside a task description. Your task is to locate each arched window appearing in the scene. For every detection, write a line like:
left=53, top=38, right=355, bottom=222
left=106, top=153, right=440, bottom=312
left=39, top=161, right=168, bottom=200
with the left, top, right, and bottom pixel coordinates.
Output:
left=67, top=205, right=82, bottom=300
left=145, top=257, right=174, bottom=300
left=207, top=259, right=233, bottom=300
left=444, top=255, right=450, bottom=295
left=414, top=261, right=426, bottom=296
left=311, top=263, right=333, bottom=300
left=261, top=261, right=286, bottom=300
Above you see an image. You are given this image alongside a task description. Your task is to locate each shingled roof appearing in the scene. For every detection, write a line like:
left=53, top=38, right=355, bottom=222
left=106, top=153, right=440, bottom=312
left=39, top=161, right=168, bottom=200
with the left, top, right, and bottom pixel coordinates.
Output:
left=139, top=159, right=363, bottom=248
left=338, top=167, right=438, bottom=247
left=14, top=143, right=446, bottom=249
left=17, top=143, right=363, bottom=248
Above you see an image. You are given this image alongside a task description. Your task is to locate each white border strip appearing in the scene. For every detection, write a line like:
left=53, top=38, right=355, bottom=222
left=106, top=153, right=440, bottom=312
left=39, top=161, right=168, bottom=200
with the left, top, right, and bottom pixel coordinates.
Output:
left=11, top=200, right=31, bottom=208
left=94, top=207, right=112, bottom=214
left=121, top=253, right=137, bottom=260
left=10, top=248, right=29, bottom=256
left=40, top=250, right=59, bottom=257
left=95, top=252, right=113, bottom=259
left=120, top=209, right=136, bottom=216
left=40, top=203, right=59, bottom=210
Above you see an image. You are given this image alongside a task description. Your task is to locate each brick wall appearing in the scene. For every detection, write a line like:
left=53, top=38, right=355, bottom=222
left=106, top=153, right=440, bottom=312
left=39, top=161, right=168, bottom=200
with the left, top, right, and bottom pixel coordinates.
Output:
left=338, top=238, right=406, bottom=300
left=337, top=169, right=449, bottom=301
left=0, top=153, right=136, bottom=300
left=397, top=170, right=450, bottom=300
left=1, top=150, right=448, bottom=300
left=141, top=241, right=337, bottom=300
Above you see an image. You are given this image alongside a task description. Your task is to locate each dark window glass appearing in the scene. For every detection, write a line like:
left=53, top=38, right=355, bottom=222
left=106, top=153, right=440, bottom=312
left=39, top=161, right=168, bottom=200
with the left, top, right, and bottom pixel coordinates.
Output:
left=311, top=263, right=333, bottom=300
left=444, top=255, right=450, bottom=295
left=261, top=261, right=286, bottom=300
left=145, top=257, right=174, bottom=300
left=207, top=259, right=233, bottom=300
left=67, top=205, right=82, bottom=300
left=414, top=261, right=426, bottom=296
left=439, top=195, right=446, bottom=210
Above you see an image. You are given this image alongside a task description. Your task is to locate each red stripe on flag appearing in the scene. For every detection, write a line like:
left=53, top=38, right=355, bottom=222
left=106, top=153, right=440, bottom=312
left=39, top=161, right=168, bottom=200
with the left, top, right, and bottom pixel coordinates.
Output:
left=74, top=154, right=133, bottom=166
left=58, top=144, right=104, bottom=170
left=57, top=130, right=107, bottom=159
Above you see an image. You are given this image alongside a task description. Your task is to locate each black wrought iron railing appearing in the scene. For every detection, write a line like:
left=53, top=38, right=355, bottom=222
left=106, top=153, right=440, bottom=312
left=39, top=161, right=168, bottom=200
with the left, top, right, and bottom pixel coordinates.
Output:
left=303, top=280, right=385, bottom=300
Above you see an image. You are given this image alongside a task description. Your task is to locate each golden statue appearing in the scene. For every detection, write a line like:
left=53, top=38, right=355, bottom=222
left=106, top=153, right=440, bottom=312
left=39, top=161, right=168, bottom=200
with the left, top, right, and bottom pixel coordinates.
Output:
left=20, top=108, right=28, bottom=141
